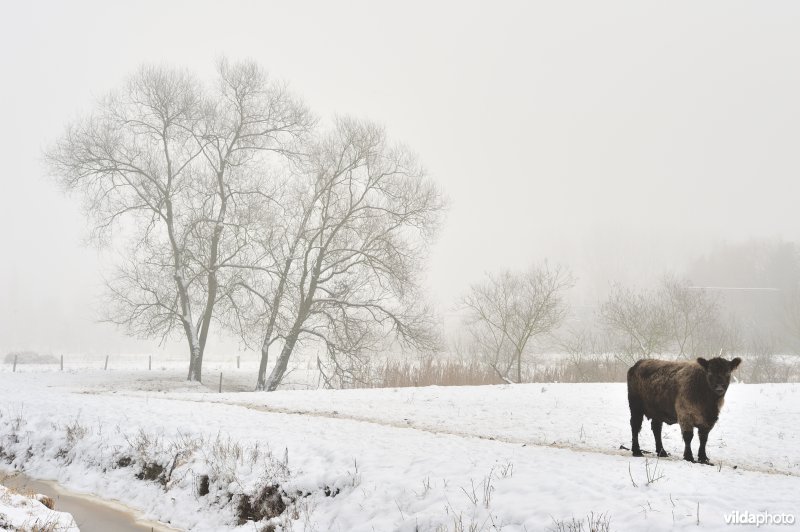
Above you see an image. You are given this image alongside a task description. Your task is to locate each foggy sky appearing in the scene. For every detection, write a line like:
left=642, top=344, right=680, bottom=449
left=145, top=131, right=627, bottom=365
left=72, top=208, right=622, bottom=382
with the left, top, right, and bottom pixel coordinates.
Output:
left=2, top=1, right=800, bottom=356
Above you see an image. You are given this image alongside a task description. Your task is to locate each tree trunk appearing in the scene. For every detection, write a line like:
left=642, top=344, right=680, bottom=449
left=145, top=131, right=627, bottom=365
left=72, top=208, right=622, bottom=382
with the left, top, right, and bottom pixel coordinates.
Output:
left=187, top=344, right=203, bottom=381
left=165, top=189, right=204, bottom=382
left=255, top=342, right=270, bottom=391
left=262, top=235, right=322, bottom=392
left=193, top=270, right=218, bottom=383
left=255, top=258, right=293, bottom=391
left=195, top=167, right=227, bottom=385
left=182, top=317, right=203, bottom=381
left=265, top=328, right=301, bottom=391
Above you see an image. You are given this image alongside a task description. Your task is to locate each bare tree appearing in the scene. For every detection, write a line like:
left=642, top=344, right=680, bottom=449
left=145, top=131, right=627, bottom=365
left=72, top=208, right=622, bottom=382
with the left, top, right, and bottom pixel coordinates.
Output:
left=599, top=283, right=672, bottom=363
left=462, top=263, right=573, bottom=383
left=601, top=275, right=738, bottom=364
left=662, top=276, right=724, bottom=357
left=784, top=285, right=800, bottom=350
left=229, top=117, right=446, bottom=391
left=46, top=60, right=312, bottom=381
left=557, top=327, right=620, bottom=382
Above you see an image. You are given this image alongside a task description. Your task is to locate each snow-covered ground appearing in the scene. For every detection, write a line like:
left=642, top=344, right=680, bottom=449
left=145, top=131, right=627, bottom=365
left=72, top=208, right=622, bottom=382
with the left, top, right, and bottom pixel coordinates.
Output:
left=0, top=369, right=797, bottom=531
left=0, top=483, right=78, bottom=531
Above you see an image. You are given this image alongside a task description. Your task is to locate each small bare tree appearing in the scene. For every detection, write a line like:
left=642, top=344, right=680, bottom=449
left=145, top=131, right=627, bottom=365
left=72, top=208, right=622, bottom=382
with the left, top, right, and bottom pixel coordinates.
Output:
left=601, top=275, right=738, bottom=364
left=46, top=60, right=312, bottom=381
left=599, top=283, right=672, bottom=363
left=462, top=263, right=573, bottom=383
left=784, top=285, right=800, bottom=350
left=662, top=276, right=725, bottom=357
left=557, top=327, right=622, bottom=382
left=229, top=117, right=446, bottom=391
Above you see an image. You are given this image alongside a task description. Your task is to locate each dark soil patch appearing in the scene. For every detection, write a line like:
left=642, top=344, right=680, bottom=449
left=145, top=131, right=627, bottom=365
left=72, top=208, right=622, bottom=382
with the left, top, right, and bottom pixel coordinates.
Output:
left=136, top=462, right=165, bottom=483
left=236, top=484, right=286, bottom=525
left=197, top=474, right=209, bottom=496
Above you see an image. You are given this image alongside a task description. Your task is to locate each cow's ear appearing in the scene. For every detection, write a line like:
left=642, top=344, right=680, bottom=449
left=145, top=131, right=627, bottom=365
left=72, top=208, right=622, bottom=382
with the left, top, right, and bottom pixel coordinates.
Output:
left=730, top=357, right=742, bottom=371
left=696, top=357, right=710, bottom=370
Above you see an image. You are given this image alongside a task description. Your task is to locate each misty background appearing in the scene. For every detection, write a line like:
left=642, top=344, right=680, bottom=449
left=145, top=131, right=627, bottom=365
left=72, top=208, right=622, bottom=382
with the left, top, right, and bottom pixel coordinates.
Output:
left=2, top=1, right=800, bottom=358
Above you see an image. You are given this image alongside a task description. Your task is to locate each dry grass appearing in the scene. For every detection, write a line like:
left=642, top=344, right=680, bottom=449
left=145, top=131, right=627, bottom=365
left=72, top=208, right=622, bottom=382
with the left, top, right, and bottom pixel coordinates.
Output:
left=532, top=355, right=628, bottom=383
left=24, top=515, right=65, bottom=532
left=371, top=355, right=629, bottom=388
left=0, top=480, right=63, bottom=532
left=302, top=350, right=799, bottom=389
left=35, top=495, right=55, bottom=510
left=550, top=512, right=612, bottom=532
left=0, top=476, right=52, bottom=508
left=378, top=357, right=504, bottom=388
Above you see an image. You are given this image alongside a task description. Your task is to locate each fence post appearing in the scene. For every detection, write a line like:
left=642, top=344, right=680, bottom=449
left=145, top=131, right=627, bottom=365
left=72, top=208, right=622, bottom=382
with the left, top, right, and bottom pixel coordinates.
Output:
left=104, top=355, right=109, bottom=370
left=60, top=354, right=64, bottom=371
left=237, top=356, right=240, bottom=369
left=13, top=355, right=17, bottom=373
left=218, top=373, right=223, bottom=393
left=149, top=356, right=152, bottom=371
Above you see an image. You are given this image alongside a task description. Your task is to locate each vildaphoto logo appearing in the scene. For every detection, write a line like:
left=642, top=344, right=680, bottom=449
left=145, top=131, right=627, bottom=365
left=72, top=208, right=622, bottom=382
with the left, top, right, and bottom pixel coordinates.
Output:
left=724, top=511, right=795, bottom=527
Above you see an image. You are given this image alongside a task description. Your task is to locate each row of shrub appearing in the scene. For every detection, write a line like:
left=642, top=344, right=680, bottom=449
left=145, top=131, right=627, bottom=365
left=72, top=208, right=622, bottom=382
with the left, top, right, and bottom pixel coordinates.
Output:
left=342, top=353, right=800, bottom=388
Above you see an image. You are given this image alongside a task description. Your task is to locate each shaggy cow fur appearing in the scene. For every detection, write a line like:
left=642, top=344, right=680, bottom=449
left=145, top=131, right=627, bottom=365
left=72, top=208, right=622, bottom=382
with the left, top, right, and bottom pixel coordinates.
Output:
left=627, top=356, right=741, bottom=464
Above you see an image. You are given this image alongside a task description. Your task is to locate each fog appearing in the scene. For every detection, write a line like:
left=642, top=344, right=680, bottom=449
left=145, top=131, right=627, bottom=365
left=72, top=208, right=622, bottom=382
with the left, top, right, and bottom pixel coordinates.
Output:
left=2, top=1, right=800, bottom=356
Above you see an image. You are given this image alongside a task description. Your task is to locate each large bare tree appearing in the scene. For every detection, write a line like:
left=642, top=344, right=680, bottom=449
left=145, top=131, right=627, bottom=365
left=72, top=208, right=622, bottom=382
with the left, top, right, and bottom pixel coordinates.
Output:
left=46, top=60, right=312, bottom=381
left=229, top=117, right=445, bottom=390
left=462, top=263, right=573, bottom=383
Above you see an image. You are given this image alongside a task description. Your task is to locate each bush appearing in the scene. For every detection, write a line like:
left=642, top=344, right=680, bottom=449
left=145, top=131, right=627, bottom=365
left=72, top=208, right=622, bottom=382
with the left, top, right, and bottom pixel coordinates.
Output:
left=4, top=351, right=59, bottom=365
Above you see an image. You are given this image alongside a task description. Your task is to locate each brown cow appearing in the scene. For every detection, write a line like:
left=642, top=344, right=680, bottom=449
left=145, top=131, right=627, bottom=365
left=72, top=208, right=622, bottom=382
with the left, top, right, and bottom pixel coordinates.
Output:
left=627, top=356, right=741, bottom=464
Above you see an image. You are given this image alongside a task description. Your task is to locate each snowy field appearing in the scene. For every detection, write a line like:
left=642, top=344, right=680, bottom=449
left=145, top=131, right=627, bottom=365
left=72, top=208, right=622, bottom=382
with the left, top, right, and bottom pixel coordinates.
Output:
left=0, top=368, right=798, bottom=531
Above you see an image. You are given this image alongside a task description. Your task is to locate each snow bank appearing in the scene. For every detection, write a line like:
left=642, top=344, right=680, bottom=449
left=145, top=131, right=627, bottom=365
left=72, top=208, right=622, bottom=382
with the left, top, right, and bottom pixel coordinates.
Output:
left=0, top=483, right=79, bottom=531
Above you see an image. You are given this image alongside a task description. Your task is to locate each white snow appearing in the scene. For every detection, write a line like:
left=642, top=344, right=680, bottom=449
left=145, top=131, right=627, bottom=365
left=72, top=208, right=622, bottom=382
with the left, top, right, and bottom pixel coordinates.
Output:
left=0, top=369, right=798, bottom=531
left=0, top=483, right=79, bottom=531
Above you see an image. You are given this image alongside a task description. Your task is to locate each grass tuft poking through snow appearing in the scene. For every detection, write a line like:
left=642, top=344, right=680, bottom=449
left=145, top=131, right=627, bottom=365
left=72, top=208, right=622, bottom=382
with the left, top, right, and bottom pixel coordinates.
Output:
left=550, top=511, right=612, bottom=532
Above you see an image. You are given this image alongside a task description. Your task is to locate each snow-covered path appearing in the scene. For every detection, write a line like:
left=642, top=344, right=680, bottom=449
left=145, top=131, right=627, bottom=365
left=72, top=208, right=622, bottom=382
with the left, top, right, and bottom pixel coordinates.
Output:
left=1, top=371, right=798, bottom=531
left=148, top=381, right=800, bottom=476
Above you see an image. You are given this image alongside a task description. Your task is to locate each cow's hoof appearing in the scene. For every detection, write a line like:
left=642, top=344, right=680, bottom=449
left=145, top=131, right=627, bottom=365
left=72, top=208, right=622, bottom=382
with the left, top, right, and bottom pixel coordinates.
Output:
left=683, top=455, right=695, bottom=463
left=699, top=457, right=714, bottom=466
left=656, top=450, right=669, bottom=458
left=632, top=449, right=643, bottom=457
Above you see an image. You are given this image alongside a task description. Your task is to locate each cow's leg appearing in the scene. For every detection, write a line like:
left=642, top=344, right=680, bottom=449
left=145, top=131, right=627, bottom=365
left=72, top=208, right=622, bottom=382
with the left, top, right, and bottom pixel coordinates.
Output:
left=698, top=427, right=713, bottom=465
left=629, top=396, right=645, bottom=457
left=680, top=419, right=695, bottom=462
left=651, top=419, right=669, bottom=457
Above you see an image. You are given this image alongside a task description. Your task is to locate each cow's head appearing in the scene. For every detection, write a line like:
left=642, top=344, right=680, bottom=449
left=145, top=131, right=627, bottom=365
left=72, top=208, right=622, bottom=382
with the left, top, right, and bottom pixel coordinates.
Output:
left=697, top=356, right=742, bottom=396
